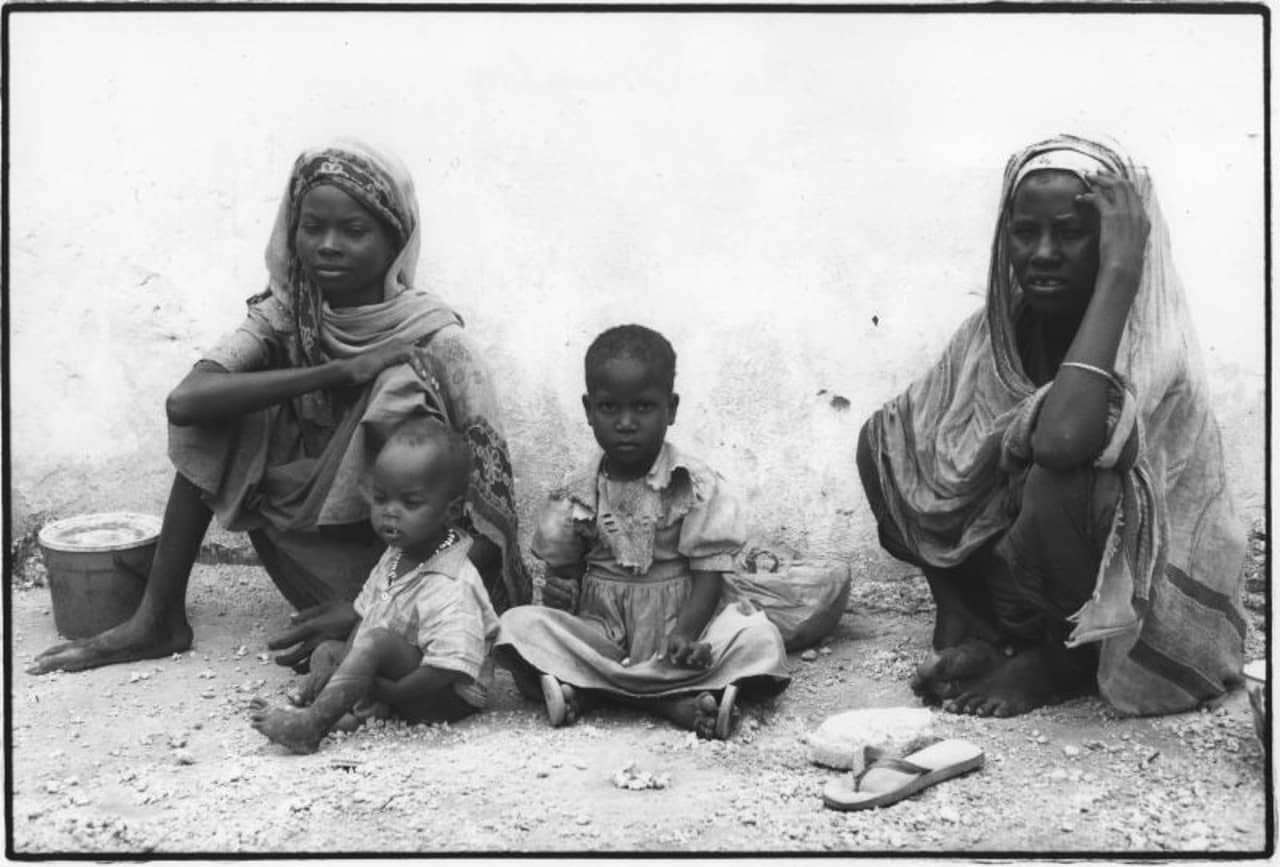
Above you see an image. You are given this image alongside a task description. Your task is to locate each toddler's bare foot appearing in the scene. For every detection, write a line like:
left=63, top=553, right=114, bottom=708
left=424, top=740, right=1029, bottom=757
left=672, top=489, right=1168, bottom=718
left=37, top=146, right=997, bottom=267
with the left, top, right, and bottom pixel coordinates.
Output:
left=28, top=614, right=193, bottom=675
left=334, top=698, right=390, bottom=732
left=287, top=649, right=343, bottom=707
left=249, top=696, right=326, bottom=754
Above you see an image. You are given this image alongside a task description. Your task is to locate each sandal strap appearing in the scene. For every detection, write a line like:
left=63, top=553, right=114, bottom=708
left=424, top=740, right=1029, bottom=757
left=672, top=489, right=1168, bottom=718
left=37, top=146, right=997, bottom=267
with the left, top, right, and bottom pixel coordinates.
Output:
left=854, top=756, right=930, bottom=785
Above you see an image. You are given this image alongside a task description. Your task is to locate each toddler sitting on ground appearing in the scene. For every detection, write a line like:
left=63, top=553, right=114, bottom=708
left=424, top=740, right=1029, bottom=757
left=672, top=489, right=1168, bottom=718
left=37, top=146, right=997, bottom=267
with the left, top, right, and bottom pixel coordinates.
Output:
left=250, top=416, right=498, bottom=753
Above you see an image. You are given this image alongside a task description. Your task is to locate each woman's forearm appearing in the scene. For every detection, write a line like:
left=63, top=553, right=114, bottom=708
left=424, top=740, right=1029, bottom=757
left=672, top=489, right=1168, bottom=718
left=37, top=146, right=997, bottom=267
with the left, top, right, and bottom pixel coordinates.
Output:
left=673, top=570, right=723, bottom=641
left=165, top=362, right=352, bottom=426
left=1032, top=264, right=1140, bottom=468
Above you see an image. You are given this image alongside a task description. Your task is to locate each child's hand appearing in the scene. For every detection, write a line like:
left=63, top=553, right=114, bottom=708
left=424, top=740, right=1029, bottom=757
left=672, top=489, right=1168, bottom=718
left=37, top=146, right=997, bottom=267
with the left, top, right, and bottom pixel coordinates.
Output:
left=540, top=575, right=579, bottom=611
left=665, top=634, right=712, bottom=669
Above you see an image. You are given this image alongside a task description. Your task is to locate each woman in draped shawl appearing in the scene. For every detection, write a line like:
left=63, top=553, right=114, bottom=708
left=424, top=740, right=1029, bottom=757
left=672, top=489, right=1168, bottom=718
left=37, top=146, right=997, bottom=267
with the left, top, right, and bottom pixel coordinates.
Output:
left=30, top=140, right=529, bottom=675
left=858, top=135, right=1247, bottom=717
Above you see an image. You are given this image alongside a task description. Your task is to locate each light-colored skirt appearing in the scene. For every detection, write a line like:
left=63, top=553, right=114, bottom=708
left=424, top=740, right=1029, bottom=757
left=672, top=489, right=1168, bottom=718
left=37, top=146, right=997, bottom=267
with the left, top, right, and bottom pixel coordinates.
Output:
left=496, top=572, right=790, bottom=700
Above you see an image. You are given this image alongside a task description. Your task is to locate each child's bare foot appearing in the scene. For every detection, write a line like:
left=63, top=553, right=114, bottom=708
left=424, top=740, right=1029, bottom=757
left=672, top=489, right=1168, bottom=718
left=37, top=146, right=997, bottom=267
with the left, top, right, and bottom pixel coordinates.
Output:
left=333, top=698, right=391, bottom=733
left=540, top=674, right=592, bottom=726
left=27, top=613, right=194, bottom=675
left=287, top=642, right=345, bottom=707
left=249, top=696, right=326, bottom=754
left=941, top=646, right=1093, bottom=717
left=656, top=686, right=739, bottom=740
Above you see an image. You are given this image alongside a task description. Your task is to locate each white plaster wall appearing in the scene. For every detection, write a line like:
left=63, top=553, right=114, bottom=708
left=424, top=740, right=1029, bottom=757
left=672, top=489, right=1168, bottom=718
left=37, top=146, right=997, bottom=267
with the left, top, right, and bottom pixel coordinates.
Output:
left=8, top=12, right=1266, bottom=559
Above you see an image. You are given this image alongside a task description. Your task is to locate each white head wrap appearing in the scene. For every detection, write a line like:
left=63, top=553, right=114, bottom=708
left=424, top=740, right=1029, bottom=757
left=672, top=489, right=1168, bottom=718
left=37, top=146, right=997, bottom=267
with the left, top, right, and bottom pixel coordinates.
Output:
left=1012, top=147, right=1112, bottom=189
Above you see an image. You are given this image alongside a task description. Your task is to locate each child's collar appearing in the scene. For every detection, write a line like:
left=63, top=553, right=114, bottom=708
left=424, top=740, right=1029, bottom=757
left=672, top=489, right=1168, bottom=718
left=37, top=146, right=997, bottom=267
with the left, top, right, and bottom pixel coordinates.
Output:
left=386, top=529, right=474, bottom=581
left=598, top=441, right=687, bottom=492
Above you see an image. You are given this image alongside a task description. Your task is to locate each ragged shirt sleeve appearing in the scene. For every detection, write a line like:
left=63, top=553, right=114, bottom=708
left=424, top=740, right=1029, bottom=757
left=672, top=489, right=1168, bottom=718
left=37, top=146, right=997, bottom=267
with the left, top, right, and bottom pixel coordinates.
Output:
left=675, top=467, right=746, bottom=573
left=1002, top=373, right=1141, bottom=472
left=415, top=579, right=488, bottom=680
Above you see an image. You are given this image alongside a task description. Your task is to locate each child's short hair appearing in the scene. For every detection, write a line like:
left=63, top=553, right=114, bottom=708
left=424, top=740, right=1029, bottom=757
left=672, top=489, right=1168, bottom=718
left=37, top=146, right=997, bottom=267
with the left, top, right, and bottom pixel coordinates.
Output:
left=381, top=415, right=473, bottom=500
left=584, top=324, right=677, bottom=392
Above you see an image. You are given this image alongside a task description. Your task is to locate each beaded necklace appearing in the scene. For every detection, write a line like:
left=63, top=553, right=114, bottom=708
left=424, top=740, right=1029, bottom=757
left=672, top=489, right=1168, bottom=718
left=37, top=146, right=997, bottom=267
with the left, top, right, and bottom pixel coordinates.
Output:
left=386, top=528, right=458, bottom=584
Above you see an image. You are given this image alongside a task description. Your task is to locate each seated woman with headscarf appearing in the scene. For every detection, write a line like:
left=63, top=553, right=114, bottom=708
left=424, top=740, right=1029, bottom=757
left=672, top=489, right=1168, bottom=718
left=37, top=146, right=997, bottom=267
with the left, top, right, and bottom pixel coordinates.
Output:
left=30, top=140, right=528, bottom=675
left=857, top=135, right=1247, bottom=717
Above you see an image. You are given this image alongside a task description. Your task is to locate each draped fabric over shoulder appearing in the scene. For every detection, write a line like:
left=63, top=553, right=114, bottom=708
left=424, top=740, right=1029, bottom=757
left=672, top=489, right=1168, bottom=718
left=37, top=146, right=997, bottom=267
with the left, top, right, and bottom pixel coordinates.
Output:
left=862, top=135, right=1246, bottom=715
left=170, top=139, right=529, bottom=612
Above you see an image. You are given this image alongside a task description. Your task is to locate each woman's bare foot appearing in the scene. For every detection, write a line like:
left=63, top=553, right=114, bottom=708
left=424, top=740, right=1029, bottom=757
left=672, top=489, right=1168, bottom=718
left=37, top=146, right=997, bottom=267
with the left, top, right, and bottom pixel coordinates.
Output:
left=248, top=696, right=326, bottom=754
left=27, top=614, right=194, bottom=675
left=911, top=639, right=1004, bottom=703
left=941, top=645, right=1095, bottom=717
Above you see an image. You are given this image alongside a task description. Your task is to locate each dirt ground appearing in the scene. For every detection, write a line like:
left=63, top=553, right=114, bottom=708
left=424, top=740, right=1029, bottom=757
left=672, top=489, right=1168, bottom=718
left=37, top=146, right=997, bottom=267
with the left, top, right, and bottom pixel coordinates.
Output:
left=6, top=534, right=1271, bottom=857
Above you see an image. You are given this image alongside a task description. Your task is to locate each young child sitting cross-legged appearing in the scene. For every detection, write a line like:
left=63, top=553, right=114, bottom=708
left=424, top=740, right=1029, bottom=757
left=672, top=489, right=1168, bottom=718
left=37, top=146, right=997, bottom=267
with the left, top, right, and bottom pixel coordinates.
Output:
left=495, top=324, right=790, bottom=740
left=250, top=416, right=499, bottom=754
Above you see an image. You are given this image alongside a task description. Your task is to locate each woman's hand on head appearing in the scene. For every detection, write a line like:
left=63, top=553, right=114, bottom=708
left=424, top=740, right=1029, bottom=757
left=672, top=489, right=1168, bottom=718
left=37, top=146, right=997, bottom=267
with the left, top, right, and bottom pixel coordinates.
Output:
left=1078, top=172, right=1150, bottom=289
left=340, top=341, right=432, bottom=388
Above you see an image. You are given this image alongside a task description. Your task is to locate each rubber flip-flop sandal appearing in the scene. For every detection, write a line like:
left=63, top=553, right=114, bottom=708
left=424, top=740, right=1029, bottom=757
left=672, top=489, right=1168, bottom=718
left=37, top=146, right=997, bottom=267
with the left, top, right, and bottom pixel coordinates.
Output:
left=540, top=673, right=568, bottom=727
left=822, top=738, right=984, bottom=811
left=714, top=684, right=739, bottom=740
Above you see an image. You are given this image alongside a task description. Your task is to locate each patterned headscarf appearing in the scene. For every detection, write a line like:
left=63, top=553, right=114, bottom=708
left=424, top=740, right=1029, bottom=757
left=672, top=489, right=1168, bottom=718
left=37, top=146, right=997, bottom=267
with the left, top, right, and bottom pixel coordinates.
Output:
left=248, top=139, right=459, bottom=427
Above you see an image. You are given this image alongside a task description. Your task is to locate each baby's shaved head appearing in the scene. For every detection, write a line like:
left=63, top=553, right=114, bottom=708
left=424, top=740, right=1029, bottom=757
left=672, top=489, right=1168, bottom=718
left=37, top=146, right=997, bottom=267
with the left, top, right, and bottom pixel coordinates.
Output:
left=379, top=416, right=472, bottom=500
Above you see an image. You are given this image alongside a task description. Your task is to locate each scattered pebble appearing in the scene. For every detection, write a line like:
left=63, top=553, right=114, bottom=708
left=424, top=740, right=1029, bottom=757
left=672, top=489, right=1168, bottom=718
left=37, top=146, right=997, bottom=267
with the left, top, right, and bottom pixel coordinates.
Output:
left=611, top=762, right=670, bottom=791
left=800, top=649, right=818, bottom=661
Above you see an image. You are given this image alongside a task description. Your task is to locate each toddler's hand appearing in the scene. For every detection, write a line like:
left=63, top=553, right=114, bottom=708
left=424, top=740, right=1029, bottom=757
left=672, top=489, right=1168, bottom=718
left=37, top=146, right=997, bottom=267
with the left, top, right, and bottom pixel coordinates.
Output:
left=665, top=634, right=712, bottom=669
